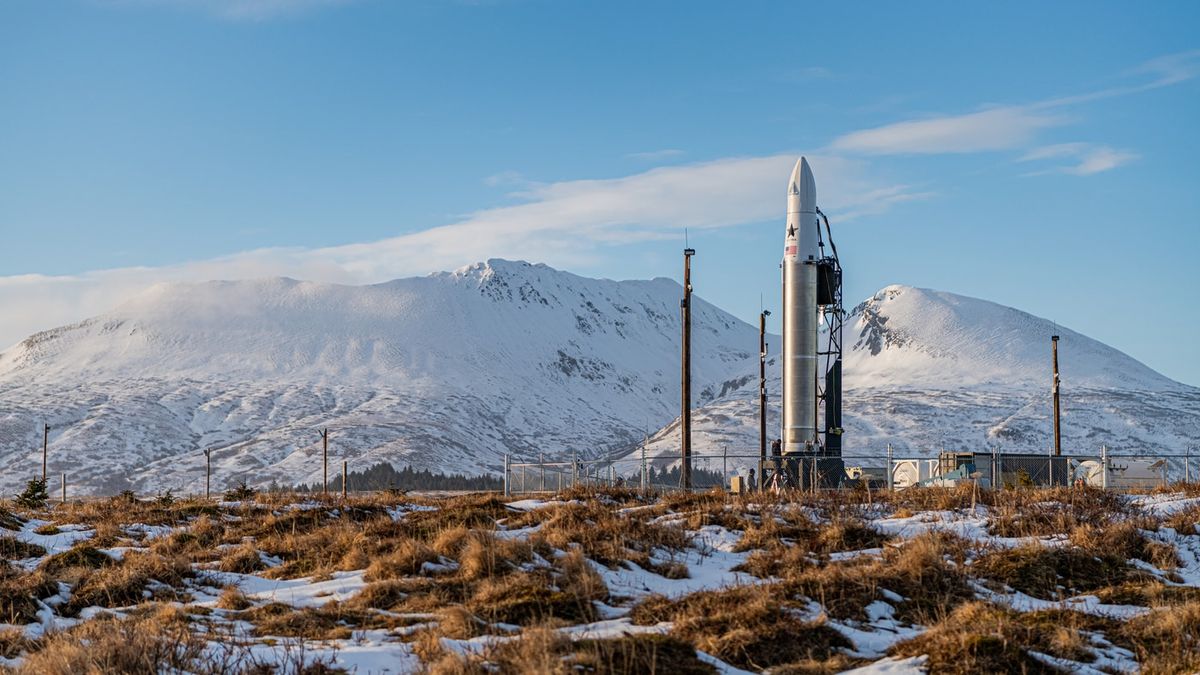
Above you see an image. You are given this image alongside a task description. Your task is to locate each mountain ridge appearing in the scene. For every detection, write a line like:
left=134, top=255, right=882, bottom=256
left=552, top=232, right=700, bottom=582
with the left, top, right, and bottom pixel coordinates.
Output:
left=0, top=260, right=1195, bottom=493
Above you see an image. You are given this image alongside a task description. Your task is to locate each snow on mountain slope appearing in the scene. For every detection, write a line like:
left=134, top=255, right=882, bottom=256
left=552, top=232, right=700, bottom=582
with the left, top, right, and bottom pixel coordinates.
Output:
left=634, top=285, right=1200, bottom=471
left=0, top=260, right=758, bottom=494
left=2, top=266, right=1195, bottom=495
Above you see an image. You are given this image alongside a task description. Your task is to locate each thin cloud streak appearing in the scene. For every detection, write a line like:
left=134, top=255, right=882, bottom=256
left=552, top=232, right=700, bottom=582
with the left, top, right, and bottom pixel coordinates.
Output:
left=99, top=0, right=359, bottom=21
left=830, top=50, right=1199, bottom=156
left=1019, top=143, right=1138, bottom=176
left=626, top=149, right=686, bottom=161
left=830, top=106, right=1066, bottom=155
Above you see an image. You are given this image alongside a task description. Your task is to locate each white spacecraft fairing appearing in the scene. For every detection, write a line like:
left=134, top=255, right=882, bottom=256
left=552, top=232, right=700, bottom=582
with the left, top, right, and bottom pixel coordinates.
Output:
left=781, top=157, right=820, bottom=455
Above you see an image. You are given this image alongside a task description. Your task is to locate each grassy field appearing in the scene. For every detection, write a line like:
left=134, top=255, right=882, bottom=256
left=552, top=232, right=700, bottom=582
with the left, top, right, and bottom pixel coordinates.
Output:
left=2, top=483, right=1200, bottom=674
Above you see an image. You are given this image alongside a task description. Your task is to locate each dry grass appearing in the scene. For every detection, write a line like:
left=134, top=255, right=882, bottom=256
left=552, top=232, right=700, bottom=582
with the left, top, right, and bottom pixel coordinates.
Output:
left=1118, top=601, right=1200, bottom=674
left=363, top=539, right=438, bottom=581
left=630, top=584, right=852, bottom=671
left=63, top=550, right=192, bottom=614
left=217, top=541, right=267, bottom=573
left=972, top=538, right=1160, bottom=601
left=38, top=545, right=114, bottom=575
left=529, top=501, right=690, bottom=574
left=237, top=601, right=394, bottom=639
left=3, top=486, right=1200, bottom=673
left=0, top=536, right=46, bottom=560
left=0, top=565, right=59, bottom=625
left=479, top=628, right=719, bottom=675
left=11, top=608, right=211, bottom=674
left=468, top=570, right=596, bottom=626
left=891, top=603, right=1131, bottom=674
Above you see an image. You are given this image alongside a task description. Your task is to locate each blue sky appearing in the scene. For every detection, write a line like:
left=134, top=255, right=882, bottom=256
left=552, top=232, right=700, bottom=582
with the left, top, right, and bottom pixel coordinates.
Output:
left=1, top=0, right=1198, bottom=385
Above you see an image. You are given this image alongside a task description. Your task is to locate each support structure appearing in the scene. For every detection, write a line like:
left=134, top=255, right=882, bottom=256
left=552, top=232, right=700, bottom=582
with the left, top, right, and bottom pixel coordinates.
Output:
left=1052, top=335, right=1062, bottom=456
left=815, top=207, right=844, bottom=459
left=204, top=449, right=211, bottom=500
left=42, top=423, right=49, bottom=483
left=342, top=459, right=348, bottom=499
left=680, top=247, right=695, bottom=490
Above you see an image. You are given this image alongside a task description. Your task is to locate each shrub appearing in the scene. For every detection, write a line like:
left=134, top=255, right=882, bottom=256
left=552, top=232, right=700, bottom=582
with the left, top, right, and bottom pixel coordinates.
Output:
left=223, top=481, right=256, bottom=501
left=15, top=479, right=49, bottom=509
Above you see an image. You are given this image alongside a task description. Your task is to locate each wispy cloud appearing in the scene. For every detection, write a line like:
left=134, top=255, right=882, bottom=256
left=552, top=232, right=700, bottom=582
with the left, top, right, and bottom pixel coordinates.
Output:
left=830, top=50, right=1200, bottom=157
left=626, top=149, right=686, bottom=162
left=0, top=154, right=916, bottom=349
left=831, top=106, right=1066, bottom=155
left=1018, top=143, right=1137, bottom=176
left=99, top=0, right=358, bottom=21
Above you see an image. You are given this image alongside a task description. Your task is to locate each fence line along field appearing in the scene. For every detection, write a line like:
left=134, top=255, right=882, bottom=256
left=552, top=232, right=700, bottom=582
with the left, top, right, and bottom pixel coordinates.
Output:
left=2, top=482, right=1200, bottom=674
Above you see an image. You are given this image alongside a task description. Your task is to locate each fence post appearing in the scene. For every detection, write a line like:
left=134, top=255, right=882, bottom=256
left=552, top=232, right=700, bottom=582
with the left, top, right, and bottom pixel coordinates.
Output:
left=61, top=473, right=66, bottom=505
left=886, top=443, right=894, bottom=492
left=503, top=454, right=510, bottom=497
left=1101, top=445, right=1109, bottom=490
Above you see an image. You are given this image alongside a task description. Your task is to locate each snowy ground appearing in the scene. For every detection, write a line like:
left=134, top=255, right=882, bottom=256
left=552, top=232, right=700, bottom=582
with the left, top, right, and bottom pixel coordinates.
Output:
left=2, top=486, right=1199, bottom=673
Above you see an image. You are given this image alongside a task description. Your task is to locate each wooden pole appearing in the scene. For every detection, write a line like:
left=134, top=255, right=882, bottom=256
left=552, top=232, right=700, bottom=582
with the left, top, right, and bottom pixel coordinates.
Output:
left=322, top=428, right=329, bottom=496
left=61, top=473, right=66, bottom=505
left=681, top=247, right=695, bottom=490
left=1051, top=335, right=1062, bottom=456
left=204, top=449, right=211, bottom=500
left=42, top=423, right=49, bottom=483
left=342, top=460, right=348, bottom=499
left=759, top=310, right=769, bottom=491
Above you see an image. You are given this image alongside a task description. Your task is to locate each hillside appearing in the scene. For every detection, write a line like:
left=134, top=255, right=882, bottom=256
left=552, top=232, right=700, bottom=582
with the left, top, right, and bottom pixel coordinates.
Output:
left=0, top=260, right=757, bottom=495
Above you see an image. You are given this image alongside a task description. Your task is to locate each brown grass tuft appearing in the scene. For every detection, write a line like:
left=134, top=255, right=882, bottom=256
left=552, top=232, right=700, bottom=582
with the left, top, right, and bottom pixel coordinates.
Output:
left=364, top=539, right=438, bottom=581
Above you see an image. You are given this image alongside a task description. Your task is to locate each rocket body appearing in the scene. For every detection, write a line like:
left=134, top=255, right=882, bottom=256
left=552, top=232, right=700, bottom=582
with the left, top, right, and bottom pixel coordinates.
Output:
left=782, top=157, right=820, bottom=454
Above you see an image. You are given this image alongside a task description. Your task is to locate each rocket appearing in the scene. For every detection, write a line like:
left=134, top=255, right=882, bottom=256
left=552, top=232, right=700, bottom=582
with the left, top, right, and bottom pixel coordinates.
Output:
left=781, top=157, right=819, bottom=455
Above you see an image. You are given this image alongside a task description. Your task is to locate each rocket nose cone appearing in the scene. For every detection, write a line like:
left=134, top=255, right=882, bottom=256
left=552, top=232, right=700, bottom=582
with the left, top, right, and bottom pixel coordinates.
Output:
left=788, top=158, right=803, bottom=195
left=798, top=156, right=816, bottom=207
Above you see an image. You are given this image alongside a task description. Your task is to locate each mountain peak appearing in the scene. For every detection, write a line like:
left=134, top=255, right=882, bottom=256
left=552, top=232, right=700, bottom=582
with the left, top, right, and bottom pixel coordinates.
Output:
left=848, top=284, right=1181, bottom=391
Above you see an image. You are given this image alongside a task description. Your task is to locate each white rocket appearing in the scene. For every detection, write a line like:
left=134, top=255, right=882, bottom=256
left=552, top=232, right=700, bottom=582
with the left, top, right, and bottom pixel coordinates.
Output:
left=781, top=157, right=819, bottom=455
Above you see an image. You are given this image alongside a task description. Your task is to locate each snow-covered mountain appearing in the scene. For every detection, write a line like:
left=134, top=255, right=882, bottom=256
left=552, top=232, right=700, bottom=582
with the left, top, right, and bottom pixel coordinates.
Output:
left=0, top=260, right=757, bottom=494
left=636, top=285, right=1200, bottom=470
left=1, top=263, right=1196, bottom=494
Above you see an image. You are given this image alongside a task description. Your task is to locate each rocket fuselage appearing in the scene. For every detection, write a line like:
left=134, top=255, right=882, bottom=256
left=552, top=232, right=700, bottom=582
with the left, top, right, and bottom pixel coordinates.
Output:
left=782, top=157, right=819, bottom=454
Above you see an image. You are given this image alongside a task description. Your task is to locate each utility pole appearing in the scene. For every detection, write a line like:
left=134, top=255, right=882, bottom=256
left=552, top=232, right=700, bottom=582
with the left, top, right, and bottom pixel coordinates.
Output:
left=342, top=459, right=348, bottom=499
left=204, top=449, right=211, bottom=500
left=42, top=423, right=49, bottom=483
left=680, top=247, right=695, bottom=490
left=320, top=428, right=329, bottom=496
left=1051, top=335, right=1062, bottom=456
left=759, top=310, right=770, bottom=490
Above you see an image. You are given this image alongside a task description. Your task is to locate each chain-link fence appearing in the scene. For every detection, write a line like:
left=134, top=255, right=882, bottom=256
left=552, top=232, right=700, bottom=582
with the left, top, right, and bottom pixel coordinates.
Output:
left=502, top=446, right=1200, bottom=495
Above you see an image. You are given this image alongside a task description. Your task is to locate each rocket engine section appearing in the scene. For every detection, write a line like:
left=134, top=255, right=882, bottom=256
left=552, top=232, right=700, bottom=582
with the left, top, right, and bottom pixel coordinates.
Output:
left=781, top=158, right=820, bottom=455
